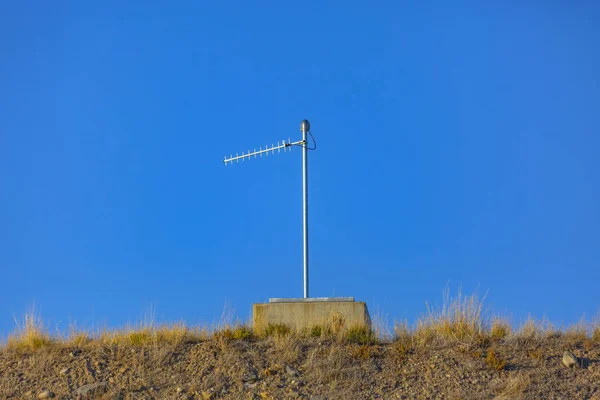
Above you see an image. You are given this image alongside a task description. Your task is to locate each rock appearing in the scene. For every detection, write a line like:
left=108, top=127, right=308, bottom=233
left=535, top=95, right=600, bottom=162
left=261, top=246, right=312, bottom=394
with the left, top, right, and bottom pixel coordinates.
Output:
left=562, top=351, right=578, bottom=368
left=37, top=391, right=55, bottom=399
left=59, top=367, right=70, bottom=376
left=285, top=365, right=300, bottom=377
left=75, top=381, right=108, bottom=397
left=242, top=372, right=259, bottom=382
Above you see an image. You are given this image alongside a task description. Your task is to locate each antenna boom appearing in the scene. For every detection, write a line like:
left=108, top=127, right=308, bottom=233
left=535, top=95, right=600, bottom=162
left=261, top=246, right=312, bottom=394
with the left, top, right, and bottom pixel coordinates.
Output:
left=223, top=139, right=304, bottom=165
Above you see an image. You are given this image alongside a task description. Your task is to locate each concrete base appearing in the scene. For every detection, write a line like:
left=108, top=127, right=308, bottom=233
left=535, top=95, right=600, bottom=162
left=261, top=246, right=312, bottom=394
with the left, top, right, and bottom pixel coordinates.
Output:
left=253, top=298, right=370, bottom=332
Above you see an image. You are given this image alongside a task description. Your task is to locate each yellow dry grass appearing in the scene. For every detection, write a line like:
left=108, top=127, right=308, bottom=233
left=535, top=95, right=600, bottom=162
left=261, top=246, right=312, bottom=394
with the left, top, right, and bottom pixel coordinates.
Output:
left=490, top=317, right=512, bottom=339
left=494, top=372, right=531, bottom=400
left=3, top=289, right=598, bottom=354
left=6, top=309, right=54, bottom=351
left=485, top=349, right=507, bottom=371
left=593, top=325, right=600, bottom=343
left=413, top=287, right=486, bottom=347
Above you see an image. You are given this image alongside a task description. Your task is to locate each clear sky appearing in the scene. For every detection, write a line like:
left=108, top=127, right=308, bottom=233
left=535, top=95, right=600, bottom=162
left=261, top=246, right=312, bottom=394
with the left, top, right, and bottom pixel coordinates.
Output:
left=1, top=2, right=599, bottom=337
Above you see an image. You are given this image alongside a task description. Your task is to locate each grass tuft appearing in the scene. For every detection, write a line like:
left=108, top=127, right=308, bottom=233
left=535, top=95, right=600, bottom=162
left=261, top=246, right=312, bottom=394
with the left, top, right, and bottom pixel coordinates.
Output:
left=305, top=324, right=333, bottom=338
left=345, top=325, right=377, bottom=345
left=263, top=323, right=292, bottom=337
left=414, top=287, right=486, bottom=347
left=485, top=349, right=506, bottom=371
left=7, top=309, right=54, bottom=351
left=563, top=319, right=589, bottom=345
left=349, top=344, right=373, bottom=359
left=490, top=318, right=511, bottom=339
left=593, top=325, right=600, bottom=343
left=232, top=325, right=254, bottom=340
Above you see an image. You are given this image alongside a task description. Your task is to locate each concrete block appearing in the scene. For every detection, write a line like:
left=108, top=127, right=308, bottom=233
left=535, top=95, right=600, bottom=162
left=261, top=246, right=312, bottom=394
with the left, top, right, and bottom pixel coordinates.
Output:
left=253, top=298, right=370, bottom=332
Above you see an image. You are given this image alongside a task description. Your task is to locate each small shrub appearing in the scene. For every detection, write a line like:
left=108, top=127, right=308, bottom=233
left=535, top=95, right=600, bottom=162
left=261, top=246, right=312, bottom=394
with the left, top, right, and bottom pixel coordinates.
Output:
left=346, top=325, right=377, bottom=345
left=263, top=323, right=291, bottom=337
left=485, top=349, right=506, bottom=371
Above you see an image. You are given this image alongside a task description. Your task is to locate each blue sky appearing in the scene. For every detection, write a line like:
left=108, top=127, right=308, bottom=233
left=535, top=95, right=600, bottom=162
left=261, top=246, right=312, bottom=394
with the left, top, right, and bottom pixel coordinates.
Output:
left=1, top=2, right=599, bottom=337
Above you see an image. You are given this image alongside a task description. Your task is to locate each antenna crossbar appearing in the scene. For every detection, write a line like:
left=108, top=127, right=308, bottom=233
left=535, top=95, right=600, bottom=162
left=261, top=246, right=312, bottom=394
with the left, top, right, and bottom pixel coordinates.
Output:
left=224, top=139, right=304, bottom=165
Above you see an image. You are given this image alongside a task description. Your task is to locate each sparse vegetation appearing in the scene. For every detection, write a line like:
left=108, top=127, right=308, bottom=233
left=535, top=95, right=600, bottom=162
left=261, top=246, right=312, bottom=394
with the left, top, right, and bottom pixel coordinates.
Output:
left=593, top=324, right=600, bottom=343
left=495, top=372, right=531, bottom=400
left=6, top=309, right=54, bottom=351
left=1, top=290, right=599, bottom=399
left=485, top=349, right=507, bottom=371
left=413, top=287, right=487, bottom=347
left=345, top=325, right=378, bottom=345
left=262, top=323, right=292, bottom=337
left=491, top=317, right=511, bottom=339
left=306, top=324, right=333, bottom=338
left=349, top=344, right=374, bottom=359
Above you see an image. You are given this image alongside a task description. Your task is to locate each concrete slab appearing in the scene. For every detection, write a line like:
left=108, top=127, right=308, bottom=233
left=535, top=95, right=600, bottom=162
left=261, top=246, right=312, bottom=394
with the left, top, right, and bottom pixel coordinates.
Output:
left=253, top=298, right=370, bottom=332
left=269, top=297, right=355, bottom=303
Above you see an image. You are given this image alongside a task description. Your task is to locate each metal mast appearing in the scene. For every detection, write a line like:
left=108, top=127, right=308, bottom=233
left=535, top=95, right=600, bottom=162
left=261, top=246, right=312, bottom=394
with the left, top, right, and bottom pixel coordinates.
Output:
left=223, top=120, right=314, bottom=298
left=301, top=120, right=309, bottom=298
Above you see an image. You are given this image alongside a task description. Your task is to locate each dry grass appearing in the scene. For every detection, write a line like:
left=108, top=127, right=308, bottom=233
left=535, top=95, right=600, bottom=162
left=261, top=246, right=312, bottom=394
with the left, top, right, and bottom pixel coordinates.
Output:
left=268, top=332, right=303, bottom=364
left=345, top=325, right=378, bottom=345
left=494, top=372, right=531, bottom=400
left=392, top=320, right=414, bottom=357
left=213, top=324, right=254, bottom=341
left=304, top=344, right=359, bottom=388
left=593, top=324, right=600, bottom=343
left=413, top=287, right=487, bottom=347
left=100, top=323, right=208, bottom=347
left=514, top=317, right=559, bottom=342
left=261, top=323, right=292, bottom=338
left=486, top=349, right=507, bottom=371
left=3, top=290, right=598, bottom=356
left=563, top=319, right=589, bottom=346
left=348, top=344, right=374, bottom=359
left=6, top=309, right=54, bottom=351
left=304, top=324, right=334, bottom=338
left=491, top=317, right=512, bottom=339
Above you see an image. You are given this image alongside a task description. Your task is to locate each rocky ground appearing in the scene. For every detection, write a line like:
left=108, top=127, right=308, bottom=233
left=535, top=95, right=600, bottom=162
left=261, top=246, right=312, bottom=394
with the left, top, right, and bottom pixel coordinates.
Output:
left=1, top=333, right=599, bottom=400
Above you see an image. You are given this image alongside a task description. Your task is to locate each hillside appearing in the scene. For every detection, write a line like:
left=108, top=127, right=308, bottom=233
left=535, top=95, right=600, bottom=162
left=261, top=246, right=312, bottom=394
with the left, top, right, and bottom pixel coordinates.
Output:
left=1, top=323, right=599, bottom=399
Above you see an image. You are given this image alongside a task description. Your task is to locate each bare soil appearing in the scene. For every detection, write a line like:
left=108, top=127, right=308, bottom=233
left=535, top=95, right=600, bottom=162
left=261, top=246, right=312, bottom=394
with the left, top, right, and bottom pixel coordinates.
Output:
left=1, top=336, right=599, bottom=399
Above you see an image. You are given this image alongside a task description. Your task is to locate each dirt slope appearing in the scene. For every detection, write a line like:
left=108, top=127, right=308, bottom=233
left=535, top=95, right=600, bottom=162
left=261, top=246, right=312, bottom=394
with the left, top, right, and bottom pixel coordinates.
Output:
left=1, top=335, right=599, bottom=399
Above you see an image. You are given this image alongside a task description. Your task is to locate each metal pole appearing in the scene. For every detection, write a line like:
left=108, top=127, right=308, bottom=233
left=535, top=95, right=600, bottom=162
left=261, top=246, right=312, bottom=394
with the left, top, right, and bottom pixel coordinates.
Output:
left=301, top=120, right=309, bottom=298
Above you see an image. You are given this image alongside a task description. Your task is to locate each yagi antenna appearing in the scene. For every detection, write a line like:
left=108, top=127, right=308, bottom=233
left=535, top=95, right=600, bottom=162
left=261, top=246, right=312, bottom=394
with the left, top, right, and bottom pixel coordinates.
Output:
left=223, top=139, right=299, bottom=164
left=223, top=120, right=314, bottom=299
